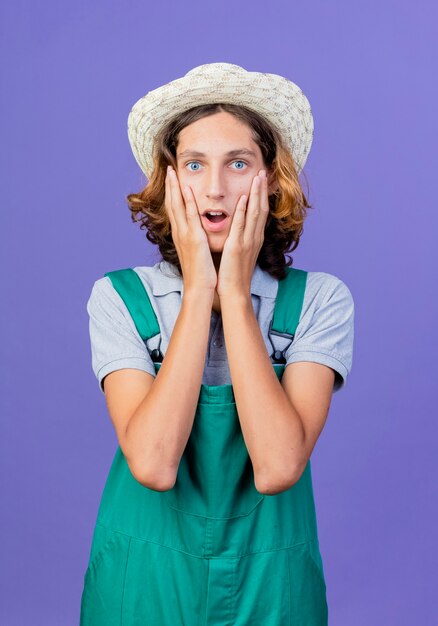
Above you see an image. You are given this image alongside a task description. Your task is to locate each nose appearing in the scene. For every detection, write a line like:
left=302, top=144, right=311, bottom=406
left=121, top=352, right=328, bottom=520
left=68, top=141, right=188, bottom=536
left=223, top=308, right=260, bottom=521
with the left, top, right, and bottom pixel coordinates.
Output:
left=205, top=167, right=226, bottom=202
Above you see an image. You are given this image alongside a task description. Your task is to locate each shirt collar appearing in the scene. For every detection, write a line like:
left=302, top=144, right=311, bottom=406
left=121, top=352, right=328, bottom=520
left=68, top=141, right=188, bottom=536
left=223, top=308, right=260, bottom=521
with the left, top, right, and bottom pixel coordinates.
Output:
left=152, top=260, right=278, bottom=298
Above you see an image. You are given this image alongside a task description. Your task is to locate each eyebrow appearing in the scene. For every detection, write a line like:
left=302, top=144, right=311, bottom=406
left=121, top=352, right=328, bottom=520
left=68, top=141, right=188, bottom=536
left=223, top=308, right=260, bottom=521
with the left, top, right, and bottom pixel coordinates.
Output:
left=177, top=148, right=257, bottom=159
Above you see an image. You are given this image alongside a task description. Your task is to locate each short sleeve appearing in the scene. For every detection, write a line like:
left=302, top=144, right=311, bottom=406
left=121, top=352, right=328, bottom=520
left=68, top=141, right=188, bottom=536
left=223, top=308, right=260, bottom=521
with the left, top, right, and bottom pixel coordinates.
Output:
left=86, top=276, right=156, bottom=394
left=284, top=274, right=355, bottom=393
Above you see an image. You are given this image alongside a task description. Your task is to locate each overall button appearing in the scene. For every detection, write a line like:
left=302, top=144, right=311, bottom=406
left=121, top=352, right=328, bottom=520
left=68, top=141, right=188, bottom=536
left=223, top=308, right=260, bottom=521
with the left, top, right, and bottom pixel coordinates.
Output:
left=213, top=340, right=223, bottom=347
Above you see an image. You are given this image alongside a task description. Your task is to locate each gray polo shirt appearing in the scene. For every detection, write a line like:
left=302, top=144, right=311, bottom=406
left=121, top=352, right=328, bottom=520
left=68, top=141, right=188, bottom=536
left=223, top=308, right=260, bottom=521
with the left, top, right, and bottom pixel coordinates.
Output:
left=86, top=260, right=354, bottom=395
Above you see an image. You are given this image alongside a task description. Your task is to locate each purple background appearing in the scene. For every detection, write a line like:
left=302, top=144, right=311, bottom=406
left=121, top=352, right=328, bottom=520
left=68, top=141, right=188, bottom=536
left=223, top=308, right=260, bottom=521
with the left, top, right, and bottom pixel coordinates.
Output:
left=1, top=1, right=436, bottom=624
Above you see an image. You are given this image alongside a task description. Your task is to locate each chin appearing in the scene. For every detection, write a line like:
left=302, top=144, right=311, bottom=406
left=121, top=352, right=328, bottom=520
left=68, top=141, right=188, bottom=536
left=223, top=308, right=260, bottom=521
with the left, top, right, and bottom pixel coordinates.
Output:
left=208, top=244, right=224, bottom=253
left=205, top=231, right=226, bottom=241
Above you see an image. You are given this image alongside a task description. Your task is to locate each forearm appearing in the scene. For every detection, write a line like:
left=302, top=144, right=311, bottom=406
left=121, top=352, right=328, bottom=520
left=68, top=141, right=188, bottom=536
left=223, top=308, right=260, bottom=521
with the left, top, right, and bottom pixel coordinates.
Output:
left=220, top=294, right=306, bottom=493
left=125, top=289, right=214, bottom=488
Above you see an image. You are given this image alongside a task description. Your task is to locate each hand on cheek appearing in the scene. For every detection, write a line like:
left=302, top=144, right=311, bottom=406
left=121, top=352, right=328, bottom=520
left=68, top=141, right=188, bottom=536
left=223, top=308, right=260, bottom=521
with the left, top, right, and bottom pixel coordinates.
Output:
left=216, top=169, right=270, bottom=298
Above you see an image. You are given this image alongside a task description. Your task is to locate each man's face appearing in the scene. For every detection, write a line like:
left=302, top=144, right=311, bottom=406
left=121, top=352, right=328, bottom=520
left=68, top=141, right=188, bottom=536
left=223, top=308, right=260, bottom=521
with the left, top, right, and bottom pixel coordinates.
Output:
left=175, top=111, right=267, bottom=252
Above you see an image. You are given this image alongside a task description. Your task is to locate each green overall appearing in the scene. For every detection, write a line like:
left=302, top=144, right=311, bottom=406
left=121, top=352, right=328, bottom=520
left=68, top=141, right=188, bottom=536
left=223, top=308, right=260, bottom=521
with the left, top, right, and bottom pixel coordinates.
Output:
left=80, top=265, right=328, bottom=625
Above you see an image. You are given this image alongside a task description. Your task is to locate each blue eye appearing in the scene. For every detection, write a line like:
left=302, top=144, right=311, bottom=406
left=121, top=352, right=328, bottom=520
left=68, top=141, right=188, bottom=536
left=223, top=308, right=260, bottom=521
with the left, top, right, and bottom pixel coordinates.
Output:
left=187, top=161, right=201, bottom=171
left=185, top=159, right=248, bottom=172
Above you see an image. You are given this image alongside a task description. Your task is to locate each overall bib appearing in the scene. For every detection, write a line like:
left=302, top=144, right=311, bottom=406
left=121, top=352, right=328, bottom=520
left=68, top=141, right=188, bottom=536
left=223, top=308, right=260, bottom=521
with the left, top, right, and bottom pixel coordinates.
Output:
left=80, top=265, right=328, bottom=626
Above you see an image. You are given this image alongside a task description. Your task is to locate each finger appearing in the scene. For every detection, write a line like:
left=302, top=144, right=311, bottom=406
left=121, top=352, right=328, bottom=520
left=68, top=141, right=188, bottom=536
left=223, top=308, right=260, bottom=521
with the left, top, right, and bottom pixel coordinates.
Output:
left=169, top=168, right=189, bottom=231
left=243, top=174, right=262, bottom=244
left=182, top=184, right=203, bottom=228
left=253, top=170, right=270, bottom=243
left=164, top=167, right=178, bottom=234
left=228, top=193, right=248, bottom=242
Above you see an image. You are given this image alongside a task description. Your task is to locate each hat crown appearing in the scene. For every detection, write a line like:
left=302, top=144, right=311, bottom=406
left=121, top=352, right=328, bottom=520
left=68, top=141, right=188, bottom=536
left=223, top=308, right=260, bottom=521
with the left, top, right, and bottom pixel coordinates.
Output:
left=128, top=62, right=314, bottom=179
left=185, top=62, right=246, bottom=78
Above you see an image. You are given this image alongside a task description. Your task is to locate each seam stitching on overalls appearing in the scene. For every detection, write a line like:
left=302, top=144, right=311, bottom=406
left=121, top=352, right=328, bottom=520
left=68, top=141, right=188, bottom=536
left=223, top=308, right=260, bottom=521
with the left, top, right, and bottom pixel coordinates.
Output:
left=87, top=534, right=119, bottom=573
left=96, top=522, right=315, bottom=560
left=164, top=496, right=265, bottom=519
left=119, top=535, right=132, bottom=626
left=287, top=548, right=292, bottom=626
left=303, top=539, right=327, bottom=590
left=230, top=559, right=236, bottom=624
left=202, top=559, right=210, bottom=626
left=202, top=517, right=209, bottom=557
left=227, top=560, right=232, bottom=624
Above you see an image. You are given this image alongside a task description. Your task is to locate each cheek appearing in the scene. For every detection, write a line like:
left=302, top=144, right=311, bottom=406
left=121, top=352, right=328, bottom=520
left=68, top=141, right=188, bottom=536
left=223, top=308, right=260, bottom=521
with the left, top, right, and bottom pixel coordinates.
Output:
left=233, top=182, right=252, bottom=203
left=177, top=171, right=197, bottom=194
left=237, top=172, right=255, bottom=192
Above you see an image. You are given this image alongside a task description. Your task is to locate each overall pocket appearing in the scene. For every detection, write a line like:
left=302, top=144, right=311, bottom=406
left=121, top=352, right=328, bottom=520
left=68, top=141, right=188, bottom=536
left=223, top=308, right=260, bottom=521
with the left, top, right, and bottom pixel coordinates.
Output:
left=164, top=402, right=265, bottom=519
left=163, top=454, right=265, bottom=519
left=288, top=541, right=328, bottom=626
left=80, top=523, right=132, bottom=626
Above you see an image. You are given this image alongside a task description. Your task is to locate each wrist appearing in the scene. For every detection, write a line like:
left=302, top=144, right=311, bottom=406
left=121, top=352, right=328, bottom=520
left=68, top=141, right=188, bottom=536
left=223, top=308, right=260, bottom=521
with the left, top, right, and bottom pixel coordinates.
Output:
left=182, top=287, right=215, bottom=306
left=219, top=290, right=252, bottom=308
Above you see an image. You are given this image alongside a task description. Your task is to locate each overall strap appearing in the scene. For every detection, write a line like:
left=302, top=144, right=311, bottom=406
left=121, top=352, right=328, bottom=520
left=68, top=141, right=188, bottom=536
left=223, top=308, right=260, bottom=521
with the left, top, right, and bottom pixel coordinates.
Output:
left=104, top=265, right=307, bottom=365
left=104, top=268, right=163, bottom=361
left=269, top=266, right=308, bottom=363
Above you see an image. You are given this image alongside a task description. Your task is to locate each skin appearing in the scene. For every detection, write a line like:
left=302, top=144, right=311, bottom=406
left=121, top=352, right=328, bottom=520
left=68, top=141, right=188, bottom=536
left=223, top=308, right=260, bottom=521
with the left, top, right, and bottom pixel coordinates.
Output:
left=102, top=111, right=336, bottom=495
left=173, top=110, right=278, bottom=313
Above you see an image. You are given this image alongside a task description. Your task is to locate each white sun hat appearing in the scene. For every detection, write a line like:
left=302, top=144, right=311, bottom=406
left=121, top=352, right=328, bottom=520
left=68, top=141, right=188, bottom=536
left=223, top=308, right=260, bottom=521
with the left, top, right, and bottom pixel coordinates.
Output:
left=127, top=62, right=314, bottom=179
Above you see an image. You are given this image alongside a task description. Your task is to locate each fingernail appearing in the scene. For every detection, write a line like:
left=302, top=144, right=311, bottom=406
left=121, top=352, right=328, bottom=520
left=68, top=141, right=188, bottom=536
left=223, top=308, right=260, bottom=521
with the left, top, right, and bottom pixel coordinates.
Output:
left=260, top=169, right=266, bottom=178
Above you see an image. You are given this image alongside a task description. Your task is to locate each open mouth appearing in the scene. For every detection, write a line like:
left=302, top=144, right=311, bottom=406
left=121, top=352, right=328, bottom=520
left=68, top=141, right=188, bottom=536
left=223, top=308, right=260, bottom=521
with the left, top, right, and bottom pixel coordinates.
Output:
left=201, top=211, right=230, bottom=232
left=204, top=212, right=227, bottom=223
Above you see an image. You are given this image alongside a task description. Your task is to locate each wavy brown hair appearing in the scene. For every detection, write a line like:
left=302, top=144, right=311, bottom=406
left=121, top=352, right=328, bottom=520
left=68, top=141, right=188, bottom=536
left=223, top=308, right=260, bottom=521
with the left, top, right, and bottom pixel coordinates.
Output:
left=126, top=103, right=313, bottom=281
